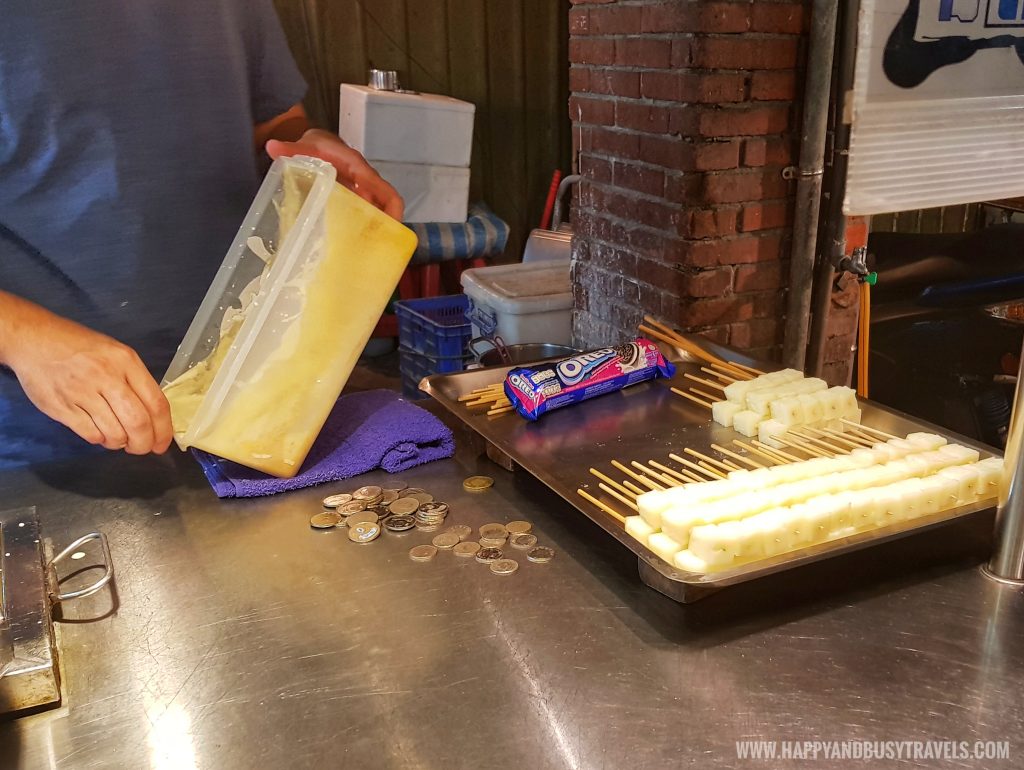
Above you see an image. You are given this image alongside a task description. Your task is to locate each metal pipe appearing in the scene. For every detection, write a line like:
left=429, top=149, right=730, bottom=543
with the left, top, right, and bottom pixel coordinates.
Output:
left=782, top=0, right=839, bottom=371
left=984, top=336, right=1024, bottom=584
left=807, top=0, right=861, bottom=377
left=552, top=174, right=581, bottom=230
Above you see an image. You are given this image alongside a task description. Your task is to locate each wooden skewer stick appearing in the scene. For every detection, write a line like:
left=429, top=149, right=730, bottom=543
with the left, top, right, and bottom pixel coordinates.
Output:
left=823, top=428, right=874, bottom=446
left=611, top=460, right=665, bottom=490
left=751, top=440, right=802, bottom=463
left=841, top=419, right=898, bottom=440
left=598, top=483, right=640, bottom=512
left=577, top=489, right=627, bottom=525
left=690, top=387, right=721, bottom=403
left=697, top=460, right=728, bottom=477
left=589, top=468, right=637, bottom=498
left=709, top=362, right=755, bottom=381
left=668, top=453, right=726, bottom=480
left=710, top=443, right=765, bottom=469
left=682, top=373, right=727, bottom=391
left=623, top=480, right=647, bottom=496
left=459, top=385, right=504, bottom=400
left=807, top=428, right=867, bottom=449
left=789, top=429, right=852, bottom=454
left=649, top=460, right=703, bottom=484
left=639, top=317, right=729, bottom=368
left=701, top=366, right=738, bottom=383
left=734, top=440, right=789, bottom=465
left=842, top=425, right=884, bottom=445
left=682, top=447, right=740, bottom=473
left=775, top=435, right=832, bottom=458
left=670, top=388, right=713, bottom=408
left=728, top=360, right=767, bottom=376
left=631, top=461, right=681, bottom=487
left=487, top=405, right=515, bottom=417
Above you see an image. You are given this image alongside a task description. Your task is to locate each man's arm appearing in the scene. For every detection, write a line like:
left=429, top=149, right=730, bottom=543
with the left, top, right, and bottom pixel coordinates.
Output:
left=0, top=291, right=172, bottom=455
left=258, top=104, right=404, bottom=221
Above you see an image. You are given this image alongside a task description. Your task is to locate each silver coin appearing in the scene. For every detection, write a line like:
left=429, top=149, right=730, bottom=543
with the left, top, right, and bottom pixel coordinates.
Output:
left=384, top=515, right=416, bottom=532
left=479, top=524, right=507, bottom=540
left=409, top=544, right=438, bottom=562
left=348, top=522, right=381, bottom=543
left=310, top=511, right=342, bottom=529
left=432, top=532, right=461, bottom=549
left=389, top=497, right=420, bottom=516
left=409, top=491, right=434, bottom=505
left=346, top=510, right=379, bottom=526
left=380, top=489, right=400, bottom=504
left=453, top=541, right=481, bottom=558
left=445, top=524, right=473, bottom=542
left=490, top=558, right=519, bottom=576
left=527, top=547, right=554, bottom=564
left=510, top=533, right=538, bottom=550
left=479, top=536, right=507, bottom=548
left=322, top=493, right=353, bottom=508
left=475, top=547, right=503, bottom=563
left=353, top=485, right=383, bottom=501
left=400, top=487, right=427, bottom=498
left=506, top=520, right=532, bottom=535
left=338, top=500, right=367, bottom=514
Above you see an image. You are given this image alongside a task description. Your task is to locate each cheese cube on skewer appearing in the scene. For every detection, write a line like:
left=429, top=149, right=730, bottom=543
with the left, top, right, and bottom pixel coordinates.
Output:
left=906, top=432, right=948, bottom=451
left=711, top=400, right=744, bottom=428
left=937, top=465, right=981, bottom=504
left=822, top=389, right=845, bottom=420
left=724, top=379, right=757, bottom=405
left=938, top=444, right=981, bottom=466
left=732, top=410, right=762, bottom=437
left=675, top=549, right=710, bottom=574
left=771, top=396, right=803, bottom=426
left=798, top=394, right=825, bottom=425
left=746, top=389, right=779, bottom=417
left=648, top=532, right=684, bottom=564
left=625, top=515, right=657, bottom=546
left=687, top=525, right=737, bottom=568
left=975, top=457, right=1004, bottom=499
left=758, top=419, right=788, bottom=449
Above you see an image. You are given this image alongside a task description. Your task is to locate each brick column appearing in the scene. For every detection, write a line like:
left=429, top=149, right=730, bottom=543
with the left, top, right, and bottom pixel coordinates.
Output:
left=569, top=0, right=810, bottom=363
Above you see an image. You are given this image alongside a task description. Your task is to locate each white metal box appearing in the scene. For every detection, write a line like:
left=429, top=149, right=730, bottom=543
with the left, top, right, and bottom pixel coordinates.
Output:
left=372, top=160, right=470, bottom=223
left=460, top=261, right=574, bottom=346
left=339, top=84, right=475, bottom=167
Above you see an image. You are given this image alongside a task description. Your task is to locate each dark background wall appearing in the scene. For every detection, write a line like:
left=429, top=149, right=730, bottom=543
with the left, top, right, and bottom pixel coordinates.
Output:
left=274, top=0, right=573, bottom=261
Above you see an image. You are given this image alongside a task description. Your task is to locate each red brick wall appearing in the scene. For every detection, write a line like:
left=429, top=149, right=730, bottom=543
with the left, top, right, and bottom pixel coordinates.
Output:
left=569, top=0, right=810, bottom=361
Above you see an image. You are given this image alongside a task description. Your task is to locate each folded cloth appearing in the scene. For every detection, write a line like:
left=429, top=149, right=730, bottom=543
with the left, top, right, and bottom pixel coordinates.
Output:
left=192, top=389, right=455, bottom=498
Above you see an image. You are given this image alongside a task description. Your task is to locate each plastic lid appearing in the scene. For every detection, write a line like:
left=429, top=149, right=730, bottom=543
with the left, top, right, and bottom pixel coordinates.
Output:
left=460, top=260, right=573, bottom=314
left=341, top=84, right=475, bottom=114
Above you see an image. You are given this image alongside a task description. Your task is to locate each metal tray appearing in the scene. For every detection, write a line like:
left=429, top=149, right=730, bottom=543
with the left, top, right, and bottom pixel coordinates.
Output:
left=421, top=340, right=1000, bottom=603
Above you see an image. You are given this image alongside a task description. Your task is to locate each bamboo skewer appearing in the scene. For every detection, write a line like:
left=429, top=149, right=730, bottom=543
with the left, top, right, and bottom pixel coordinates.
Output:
left=751, top=440, right=802, bottom=462
left=682, top=447, right=740, bottom=473
left=589, top=468, right=637, bottom=498
left=612, top=460, right=665, bottom=490
left=824, top=428, right=873, bottom=446
left=709, top=362, right=755, bottom=381
left=702, top=367, right=737, bottom=382
left=649, top=460, right=703, bottom=484
left=728, top=360, right=766, bottom=376
left=698, top=460, right=728, bottom=477
left=668, top=453, right=726, bottom=480
left=690, top=387, right=722, bottom=403
left=774, top=435, right=831, bottom=458
left=639, top=318, right=729, bottom=368
left=710, top=443, right=765, bottom=469
left=788, top=429, right=852, bottom=454
left=577, top=489, right=627, bottom=524
left=682, top=373, right=727, bottom=391
left=809, top=428, right=869, bottom=448
left=842, top=419, right=898, bottom=440
left=487, top=405, right=515, bottom=416
left=623, top=480, right=646, bottom=496
left=671, top=388, right=714, bottom=408
left=458, top=384, right=504, bottom=401
left=631, top=461, right=681, bottom=487
left=598, top=483, right=640, bottom=511
left=735, top=440, right=790, bottom=465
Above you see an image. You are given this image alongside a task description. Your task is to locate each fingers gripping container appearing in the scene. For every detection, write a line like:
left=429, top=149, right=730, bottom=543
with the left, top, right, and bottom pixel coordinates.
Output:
left=161, top=156, right=418, bottom=477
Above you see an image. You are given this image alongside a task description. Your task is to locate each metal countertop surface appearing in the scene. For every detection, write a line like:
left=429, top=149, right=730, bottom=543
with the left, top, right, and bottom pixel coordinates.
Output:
left=0, top=416, right=1022, bottom=769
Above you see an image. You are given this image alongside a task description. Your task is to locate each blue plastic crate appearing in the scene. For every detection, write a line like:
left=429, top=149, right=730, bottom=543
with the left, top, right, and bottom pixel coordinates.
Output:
left=394, top=295, right=472, bottom=359
left=398, top=346, right=469, bottom=400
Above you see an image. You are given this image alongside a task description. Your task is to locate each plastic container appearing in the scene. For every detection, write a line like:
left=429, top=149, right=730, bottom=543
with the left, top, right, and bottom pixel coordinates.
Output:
left=372, top=160, right=470, bottom=223
left=459, top=261, right=573, bottom=345
left=394, top=295, right=472, bottom=359
left=398, top=347, right=469, bottom=400
left=339, top=84, right=475, bottom=167
left=161, top=156, right=417, bottom=477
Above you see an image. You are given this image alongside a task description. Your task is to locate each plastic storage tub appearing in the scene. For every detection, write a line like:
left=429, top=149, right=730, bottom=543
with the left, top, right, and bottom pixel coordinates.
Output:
left=161, top=156, right=417, bottom=477
left=459, top=261, right=573, bottom=345
left=395, top=295, right=472, bottom=399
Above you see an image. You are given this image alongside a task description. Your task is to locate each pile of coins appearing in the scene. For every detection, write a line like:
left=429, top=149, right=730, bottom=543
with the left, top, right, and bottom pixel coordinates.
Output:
left=310, top=476, right=554, bottom=577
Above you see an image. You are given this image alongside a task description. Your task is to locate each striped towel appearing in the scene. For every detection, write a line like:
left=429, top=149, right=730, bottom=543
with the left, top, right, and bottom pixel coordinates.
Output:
left=407, top=204, right=510, bottom=265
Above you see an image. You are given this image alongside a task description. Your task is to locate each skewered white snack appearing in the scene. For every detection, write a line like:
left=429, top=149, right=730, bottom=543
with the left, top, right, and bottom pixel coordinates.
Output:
left=770, top=396, right=802, bottom=426
left=906, top=432, right=948, bottom=450
left=975, top=457, right=1003, bottom=497
left=822, top=388, right=844, bottom=420
left=675, top=549, right=709, bottom=574
left=938, top=464, right=981, bottom=503
left=799, top=393, right=825, bottom=425
left=625, top=515, right=657, bottom=546
left=757, top=417, right=786, bottom=448
left=938, top=444, right=980, bottom=465
left=723, top=368, right=804, bottom=404
left=711, top=400, right=743, bottom=428
left=648, top=532, right=683, bottom=563
left=732, top=409, right=762, bottom=437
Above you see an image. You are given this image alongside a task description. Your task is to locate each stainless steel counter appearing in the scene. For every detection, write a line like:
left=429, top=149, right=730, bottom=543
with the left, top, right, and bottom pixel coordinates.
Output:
left=0, top=418, right=1022, bottom=769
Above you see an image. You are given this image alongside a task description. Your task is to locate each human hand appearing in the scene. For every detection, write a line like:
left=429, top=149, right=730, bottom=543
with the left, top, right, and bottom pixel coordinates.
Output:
left=0, top=296, right=173, bottom=455
left=266, top=129, right=404, bottom=221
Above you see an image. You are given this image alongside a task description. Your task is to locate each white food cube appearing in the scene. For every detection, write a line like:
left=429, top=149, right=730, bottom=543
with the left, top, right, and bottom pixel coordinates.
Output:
left=845, top=406, right=863, bottom=424
left=711, top=400, right=744, bottom=428
left=637, top=490, right=670, bottom=529
left=648, top=532, right=684, bottom=564
left=752, top=509, right=797, bottom=557
left=675, top=549, right=710, bottom=574
left=907, top=432, right=947, bottom=450
left=758, top=419, right=789, bottom=449
left=887, top=438, right=917, bottom=456
left=939, top=444, right=981, bottom=466
left=918, top=477, right=946, bottom=515
left=723, top=380, right=755, bottom=405
left=687, top=525, right=736, bottom=568
left=798, top=394, right=825, bottom=425
left=850, top=447, right=880, bottom=466
left=822, top=388, right=845, bottom=420
left=745, top=389, right=778, bottom=416
left=786, top=504, right=818, bottom=546
left=732, top=410, right=762, bottom=437
left=625, top=515, right=657, bottom=546
left=932, top=475, right=959, bottom=512
left=770, top=396, right=802, bottom=426
left=938, top=465, right=980, bottom=504
left=872, top=442, right=902, bottom=462
left=975, top=457, right=1004, bottom=499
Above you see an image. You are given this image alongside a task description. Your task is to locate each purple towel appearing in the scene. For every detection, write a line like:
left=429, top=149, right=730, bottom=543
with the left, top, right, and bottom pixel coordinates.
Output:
left=192, top=389, right=455, bottom=498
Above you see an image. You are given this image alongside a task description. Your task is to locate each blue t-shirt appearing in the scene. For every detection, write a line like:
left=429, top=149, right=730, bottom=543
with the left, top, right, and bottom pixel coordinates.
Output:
left=0, top=0, right=306, bottom=466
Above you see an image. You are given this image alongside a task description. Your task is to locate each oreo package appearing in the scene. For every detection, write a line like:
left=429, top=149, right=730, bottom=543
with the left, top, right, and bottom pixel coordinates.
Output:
left=503, top=338, right=676, bottom=421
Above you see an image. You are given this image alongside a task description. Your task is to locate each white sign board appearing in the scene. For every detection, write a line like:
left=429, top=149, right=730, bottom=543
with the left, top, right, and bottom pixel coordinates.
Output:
left=845, top=0, right=1024, bottom=215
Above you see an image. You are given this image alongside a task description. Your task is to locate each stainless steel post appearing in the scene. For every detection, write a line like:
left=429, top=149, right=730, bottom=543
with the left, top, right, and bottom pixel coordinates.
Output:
left=984, top=337, right=1024, bottom=584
